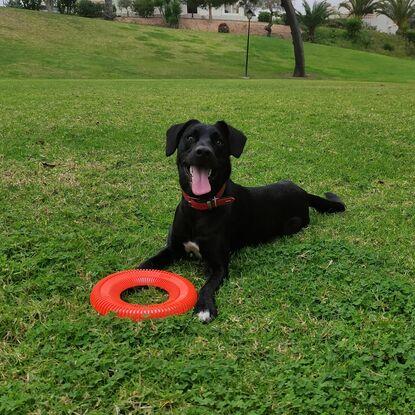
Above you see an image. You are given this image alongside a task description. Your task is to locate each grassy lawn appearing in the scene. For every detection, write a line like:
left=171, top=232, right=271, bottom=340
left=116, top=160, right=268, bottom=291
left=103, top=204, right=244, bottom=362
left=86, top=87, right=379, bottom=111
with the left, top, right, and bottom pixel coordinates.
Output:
left=1, top=78, right=415, bottom=414
left=1, top=9, right=415, bottom=81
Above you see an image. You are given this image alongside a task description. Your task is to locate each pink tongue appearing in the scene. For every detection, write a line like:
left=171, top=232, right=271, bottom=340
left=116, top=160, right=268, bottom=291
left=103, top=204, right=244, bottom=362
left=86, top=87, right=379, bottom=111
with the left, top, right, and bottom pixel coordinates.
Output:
left=191, top=166, right=211, bottom=196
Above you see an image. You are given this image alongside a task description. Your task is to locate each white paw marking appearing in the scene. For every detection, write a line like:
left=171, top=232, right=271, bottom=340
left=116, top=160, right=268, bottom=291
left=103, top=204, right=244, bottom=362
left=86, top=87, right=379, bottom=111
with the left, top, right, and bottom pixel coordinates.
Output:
left=197, top=310, right=211, bottom=322
left=183, top=241, right=202, bottom=259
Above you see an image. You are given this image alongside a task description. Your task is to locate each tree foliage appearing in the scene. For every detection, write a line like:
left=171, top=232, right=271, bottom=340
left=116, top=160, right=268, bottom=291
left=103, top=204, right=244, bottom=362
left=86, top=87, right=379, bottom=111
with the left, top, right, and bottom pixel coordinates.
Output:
left=345, top=16, right=364, bottom=37
left=12, top=0, right=42, bottom=9
left=132, top=0, right=155, bottom=16
left=198, top=0, right=231, bottom=20
left=379, top=0, right=415, bottom=33
left=57, top=0, right=77, bottom=13
left=118, top=0, right=132, bottom=15
left=154, top=0, right=182, bottom=26
left=297, top=0, right=333, bottom=41
left=77, top=0, right=103, bottom=17
left=339, top=0, right=380, bottom=16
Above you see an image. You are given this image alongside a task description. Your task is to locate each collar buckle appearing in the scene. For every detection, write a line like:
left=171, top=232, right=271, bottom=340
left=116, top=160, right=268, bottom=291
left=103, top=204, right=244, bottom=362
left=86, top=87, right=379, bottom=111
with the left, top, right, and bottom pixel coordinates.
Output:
left=207, top=197, right=218, bottom=210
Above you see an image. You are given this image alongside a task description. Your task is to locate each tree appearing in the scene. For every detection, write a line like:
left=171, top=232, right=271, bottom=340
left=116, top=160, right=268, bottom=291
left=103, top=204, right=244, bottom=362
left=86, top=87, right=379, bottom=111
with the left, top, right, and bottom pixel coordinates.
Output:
left=244, top=0, right=305, bottom=76
left=281, top=0, right=306, bottom=76
left=44, top=0, right=54, bottom=11
left=57, top=0, right=76, bottom=13
left=103, top=0, right=115, bottom=19
left=132, top=0, right=154, bottom=16
left=118, top=0, right=132, bottom=15
left=379, top=0, right=415, bottom=33
left=154, top=0, right=182, bottom=26
left=200, top=0, right=231, bottom=20
left=186, top=0, right=204, bottom=17
left=339, top=0, right=380, bottom=17
left=21, top=0, right=42, bottom=9
left=260, top=0, right=283, bottom=36
left=297, top=0, right=333, bottom=41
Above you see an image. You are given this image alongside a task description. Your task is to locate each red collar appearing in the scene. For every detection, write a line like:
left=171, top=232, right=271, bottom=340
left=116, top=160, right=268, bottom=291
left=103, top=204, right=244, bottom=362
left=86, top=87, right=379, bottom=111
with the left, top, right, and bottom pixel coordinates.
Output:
left=182, top=184, right=235, bottom=211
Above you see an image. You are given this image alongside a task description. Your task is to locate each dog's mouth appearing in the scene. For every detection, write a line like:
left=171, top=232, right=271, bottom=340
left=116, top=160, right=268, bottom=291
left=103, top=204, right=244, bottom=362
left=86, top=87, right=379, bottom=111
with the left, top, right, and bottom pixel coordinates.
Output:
left=184, top=165, right=213, bottom=196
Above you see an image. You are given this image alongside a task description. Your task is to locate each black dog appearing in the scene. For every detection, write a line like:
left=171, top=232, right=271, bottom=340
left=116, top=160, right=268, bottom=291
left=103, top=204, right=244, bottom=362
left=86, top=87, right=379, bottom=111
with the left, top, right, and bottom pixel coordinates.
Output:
left=138, top=120, right=345, bottom=322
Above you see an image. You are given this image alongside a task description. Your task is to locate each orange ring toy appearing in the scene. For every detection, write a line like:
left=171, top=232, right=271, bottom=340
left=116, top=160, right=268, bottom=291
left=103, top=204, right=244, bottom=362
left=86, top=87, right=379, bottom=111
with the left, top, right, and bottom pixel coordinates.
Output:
left=90, top=269, right=198, bottom=321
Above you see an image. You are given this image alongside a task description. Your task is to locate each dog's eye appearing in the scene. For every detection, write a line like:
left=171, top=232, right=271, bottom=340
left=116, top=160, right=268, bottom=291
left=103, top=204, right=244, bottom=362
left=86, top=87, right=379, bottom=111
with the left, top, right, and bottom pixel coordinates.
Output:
left=215, top=139, right=223, bottom=146
left=187, top=136, right=194, bottom=142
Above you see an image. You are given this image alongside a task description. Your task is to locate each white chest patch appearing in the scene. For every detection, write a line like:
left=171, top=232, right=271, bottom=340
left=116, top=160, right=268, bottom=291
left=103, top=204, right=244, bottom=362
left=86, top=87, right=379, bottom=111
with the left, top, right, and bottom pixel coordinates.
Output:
left=183, top=241, right=202, bottom=259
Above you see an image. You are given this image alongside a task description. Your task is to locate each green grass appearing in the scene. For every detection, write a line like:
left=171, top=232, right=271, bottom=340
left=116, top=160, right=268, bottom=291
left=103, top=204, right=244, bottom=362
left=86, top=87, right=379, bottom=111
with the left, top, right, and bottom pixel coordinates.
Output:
left=1, top=78, right=415, bottom=414
left=1, top=8, right=415, bottom=81
left=1, top=7, right=415, bottom=414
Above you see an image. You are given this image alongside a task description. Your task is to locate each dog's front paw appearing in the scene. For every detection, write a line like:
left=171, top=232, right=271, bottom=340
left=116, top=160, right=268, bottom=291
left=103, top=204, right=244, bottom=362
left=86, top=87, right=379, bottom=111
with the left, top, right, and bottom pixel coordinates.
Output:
left=194, top=296, right=218, bottom=323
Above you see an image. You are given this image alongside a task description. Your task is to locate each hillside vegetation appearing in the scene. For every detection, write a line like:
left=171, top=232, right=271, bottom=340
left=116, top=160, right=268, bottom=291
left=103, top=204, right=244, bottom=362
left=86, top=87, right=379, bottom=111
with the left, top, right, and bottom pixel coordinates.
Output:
left=1, top=8, right=415, bottom=81
left=315, top=25, right=413, bottom=59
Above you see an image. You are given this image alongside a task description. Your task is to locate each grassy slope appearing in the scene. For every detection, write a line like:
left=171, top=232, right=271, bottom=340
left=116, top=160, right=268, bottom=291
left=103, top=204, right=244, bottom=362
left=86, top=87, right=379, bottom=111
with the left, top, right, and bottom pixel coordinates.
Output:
left=1, top=79, right=415, bottom=414
left=1, top=9, right=415, bottom=81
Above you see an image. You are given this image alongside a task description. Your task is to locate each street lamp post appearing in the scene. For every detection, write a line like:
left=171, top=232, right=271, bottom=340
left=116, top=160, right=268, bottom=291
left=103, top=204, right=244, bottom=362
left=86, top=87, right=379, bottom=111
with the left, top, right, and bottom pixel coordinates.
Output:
left=244, top=8, right=255, bottom=79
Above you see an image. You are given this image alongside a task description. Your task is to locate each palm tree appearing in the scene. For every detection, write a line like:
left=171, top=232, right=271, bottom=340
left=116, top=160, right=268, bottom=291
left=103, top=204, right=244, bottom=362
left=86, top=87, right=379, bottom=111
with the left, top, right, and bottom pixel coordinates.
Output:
left=339, top=0, right=380, bottom=16
left=379, top=0, right=415, bottom=33
left=297, top=0, right=334, bottom=41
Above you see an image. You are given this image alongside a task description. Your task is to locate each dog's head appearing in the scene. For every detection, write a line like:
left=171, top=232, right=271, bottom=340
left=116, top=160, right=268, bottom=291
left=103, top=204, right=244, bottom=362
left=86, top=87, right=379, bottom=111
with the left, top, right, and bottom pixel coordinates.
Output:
left=165, top=120, right=247, bottom=197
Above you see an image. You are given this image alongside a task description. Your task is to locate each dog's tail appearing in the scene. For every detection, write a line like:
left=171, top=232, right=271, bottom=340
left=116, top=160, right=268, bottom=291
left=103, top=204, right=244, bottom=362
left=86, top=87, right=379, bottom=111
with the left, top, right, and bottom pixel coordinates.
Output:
left=307, top=192, right=346, bottom=214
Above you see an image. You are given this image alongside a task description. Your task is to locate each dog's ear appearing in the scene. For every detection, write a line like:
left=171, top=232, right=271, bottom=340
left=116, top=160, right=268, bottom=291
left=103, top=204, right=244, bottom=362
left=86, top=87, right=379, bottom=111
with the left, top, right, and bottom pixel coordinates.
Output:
left=166, top=119, right=199, bottom=157
left=215, top=121, right=247, bottom=158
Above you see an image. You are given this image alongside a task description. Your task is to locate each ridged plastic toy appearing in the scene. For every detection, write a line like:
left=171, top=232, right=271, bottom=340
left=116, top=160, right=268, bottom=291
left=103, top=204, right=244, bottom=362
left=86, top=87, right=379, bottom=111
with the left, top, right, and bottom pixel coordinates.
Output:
left=90, top=269, right=198, bottom=321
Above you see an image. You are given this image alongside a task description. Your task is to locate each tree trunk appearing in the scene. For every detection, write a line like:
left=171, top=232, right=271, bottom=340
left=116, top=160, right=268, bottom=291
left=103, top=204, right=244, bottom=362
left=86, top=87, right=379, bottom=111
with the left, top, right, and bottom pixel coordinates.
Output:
left=208, top=4, right=212, bottom=21
left=266, top=10, right=273, bottom=37
left=309, top=26, right=315, bottom=42
left=45, top=0, right=53, bottom=12
left=103, top=0, right=114, bottom=20
left=281, top=0, right=305, bottom=77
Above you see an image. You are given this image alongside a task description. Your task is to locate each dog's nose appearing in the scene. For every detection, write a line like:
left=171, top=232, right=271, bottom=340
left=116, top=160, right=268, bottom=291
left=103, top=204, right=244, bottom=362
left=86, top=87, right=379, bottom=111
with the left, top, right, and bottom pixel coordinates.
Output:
left=195, top=146, right=212, bottom=158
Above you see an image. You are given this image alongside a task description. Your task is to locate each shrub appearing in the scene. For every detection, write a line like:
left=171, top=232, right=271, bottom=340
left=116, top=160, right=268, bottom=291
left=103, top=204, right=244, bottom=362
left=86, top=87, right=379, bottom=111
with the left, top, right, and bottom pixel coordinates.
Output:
left=57, top=0, right=77, bottom=13
left=405, top=29, right=415, bottom=43
left=383, top=41, right=394, bottom=50
left=258, top=11, right=272, bottom=22
left=218, top=22, right=230, bottom=32
left=345, top=17, right=363, bottom=39
left=132, top=0, right=154, bottom=17
left=280, top=12, right=289, bottom=25
left=358, top=30, right=371, bottom=47
left=77, top=0, right=103, bottom=17
left=405, top=29, right=415, bottom=55
left=5, top=0, right=23, bottom=7
left=325, top=17, right=347, bottom=28
left=118, top=0, right=132, bottom=14
left=17, top=0, right=42, bottom=9
left=164, top=0, right=181, bottom=27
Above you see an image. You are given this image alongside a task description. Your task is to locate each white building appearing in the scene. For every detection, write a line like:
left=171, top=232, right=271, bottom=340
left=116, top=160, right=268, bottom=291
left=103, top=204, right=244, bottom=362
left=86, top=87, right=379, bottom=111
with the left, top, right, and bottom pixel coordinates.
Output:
left=180, top=3, right=256, bottom=21
left=363, top=13, right=398, bottom=34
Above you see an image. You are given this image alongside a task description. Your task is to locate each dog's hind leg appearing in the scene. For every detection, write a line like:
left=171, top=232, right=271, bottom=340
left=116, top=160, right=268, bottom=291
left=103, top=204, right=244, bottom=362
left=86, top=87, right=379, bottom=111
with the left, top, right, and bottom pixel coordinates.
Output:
left=283, top=216, right=308, bottom=235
